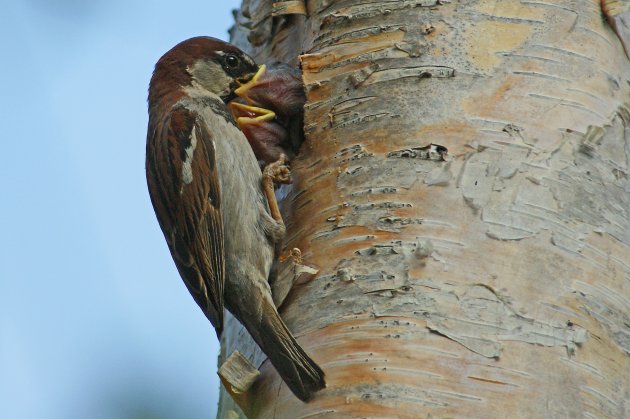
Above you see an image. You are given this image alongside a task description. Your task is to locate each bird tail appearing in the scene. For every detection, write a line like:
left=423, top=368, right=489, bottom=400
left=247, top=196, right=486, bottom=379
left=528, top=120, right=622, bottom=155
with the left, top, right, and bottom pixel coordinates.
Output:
left=256, top=301, right=326, bottom=402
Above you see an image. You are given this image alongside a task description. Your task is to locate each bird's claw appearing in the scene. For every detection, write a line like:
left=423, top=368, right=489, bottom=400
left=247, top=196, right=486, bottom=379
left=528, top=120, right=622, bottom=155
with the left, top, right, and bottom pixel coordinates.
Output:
left=263, top=154, right=291, bottom=185
left=261, top=154, right=290, bottom=227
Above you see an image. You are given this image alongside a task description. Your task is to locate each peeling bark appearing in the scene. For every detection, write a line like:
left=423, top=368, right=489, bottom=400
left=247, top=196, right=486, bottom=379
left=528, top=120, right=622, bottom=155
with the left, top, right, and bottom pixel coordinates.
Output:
left=219, top=0, right=630, bottom=417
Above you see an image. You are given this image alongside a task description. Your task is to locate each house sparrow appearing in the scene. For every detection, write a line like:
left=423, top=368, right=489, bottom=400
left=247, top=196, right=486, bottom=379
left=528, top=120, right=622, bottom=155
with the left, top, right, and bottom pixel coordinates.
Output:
left=228, top=62, right=306, bottom=165
left=145, top=36, right=325, bottom=402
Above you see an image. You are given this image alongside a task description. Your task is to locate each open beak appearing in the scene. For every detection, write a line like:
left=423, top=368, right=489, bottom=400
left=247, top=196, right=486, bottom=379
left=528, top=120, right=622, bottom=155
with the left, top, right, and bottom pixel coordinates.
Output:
left=230, top=64, right=276, bottom=128
left=235, top=64, right=267, bottom=104
left=228, top=100, right=276, bottom=128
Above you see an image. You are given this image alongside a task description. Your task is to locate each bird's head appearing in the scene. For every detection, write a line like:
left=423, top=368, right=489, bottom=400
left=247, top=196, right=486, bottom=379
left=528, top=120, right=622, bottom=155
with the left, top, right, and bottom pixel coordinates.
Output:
left=149, top=36, right=259, bottom=106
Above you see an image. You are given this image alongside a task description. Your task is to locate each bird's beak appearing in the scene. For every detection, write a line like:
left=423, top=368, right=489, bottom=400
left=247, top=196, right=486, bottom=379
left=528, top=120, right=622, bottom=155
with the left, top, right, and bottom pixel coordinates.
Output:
left=231, top=65, right=278, bottom=128
left=228, top=100, right=276, bottom=128
left=235, top=64, right=267, bottom=103
left=231, top=65, right=277, bottom=128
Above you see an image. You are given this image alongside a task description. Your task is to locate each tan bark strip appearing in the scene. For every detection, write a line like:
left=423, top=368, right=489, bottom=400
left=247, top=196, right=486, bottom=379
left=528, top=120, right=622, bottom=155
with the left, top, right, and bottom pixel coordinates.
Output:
left=272, top=1, right=307, bottom=16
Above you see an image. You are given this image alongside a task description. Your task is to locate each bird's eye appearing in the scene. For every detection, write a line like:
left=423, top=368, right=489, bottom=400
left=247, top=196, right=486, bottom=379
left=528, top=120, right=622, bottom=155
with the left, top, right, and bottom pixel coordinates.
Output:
left=225, top=54, right=239, bottom=68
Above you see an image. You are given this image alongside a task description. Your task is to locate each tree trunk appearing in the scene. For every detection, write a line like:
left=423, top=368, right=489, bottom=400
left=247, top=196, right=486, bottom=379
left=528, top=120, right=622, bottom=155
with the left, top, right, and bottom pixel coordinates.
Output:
left=218, top=0, right=630, bottom=417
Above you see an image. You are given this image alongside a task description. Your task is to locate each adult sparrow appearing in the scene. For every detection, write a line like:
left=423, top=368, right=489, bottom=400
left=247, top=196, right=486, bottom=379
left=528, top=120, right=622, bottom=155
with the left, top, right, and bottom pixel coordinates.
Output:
left=145, top=36, right=325, bottom=401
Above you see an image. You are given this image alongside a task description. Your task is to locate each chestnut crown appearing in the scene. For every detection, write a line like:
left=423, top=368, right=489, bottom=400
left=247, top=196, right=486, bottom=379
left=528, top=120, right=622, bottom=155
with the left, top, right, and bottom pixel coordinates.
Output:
left=149, top=36, right=258, bottom=105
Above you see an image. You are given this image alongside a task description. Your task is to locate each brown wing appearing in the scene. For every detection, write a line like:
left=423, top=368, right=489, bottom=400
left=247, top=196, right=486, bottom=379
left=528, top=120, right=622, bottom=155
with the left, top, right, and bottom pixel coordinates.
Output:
left=146, top=105, right=225, bottom=336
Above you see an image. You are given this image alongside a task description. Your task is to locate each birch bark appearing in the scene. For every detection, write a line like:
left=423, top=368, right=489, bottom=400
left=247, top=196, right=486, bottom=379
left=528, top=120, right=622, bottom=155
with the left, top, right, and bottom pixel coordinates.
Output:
left=219, top=0, right=630, bottom=417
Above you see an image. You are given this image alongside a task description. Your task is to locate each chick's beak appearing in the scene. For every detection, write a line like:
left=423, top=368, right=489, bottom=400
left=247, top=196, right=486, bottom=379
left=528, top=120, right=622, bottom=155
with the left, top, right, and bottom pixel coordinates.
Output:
left=235, top=64, right=267, bottom=103
left=228, top=100, right=276, bottom=127
left=230, top=65, right=277, bottom=131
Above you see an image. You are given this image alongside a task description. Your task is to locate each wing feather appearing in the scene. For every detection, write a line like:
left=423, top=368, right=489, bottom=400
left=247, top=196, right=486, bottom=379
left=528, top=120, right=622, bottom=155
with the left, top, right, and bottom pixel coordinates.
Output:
left=146, top=105, right=225, bottom=335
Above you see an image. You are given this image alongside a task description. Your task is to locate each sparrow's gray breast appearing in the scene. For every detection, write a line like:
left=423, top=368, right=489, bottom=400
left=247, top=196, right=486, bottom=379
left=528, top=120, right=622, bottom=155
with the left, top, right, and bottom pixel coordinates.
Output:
left=185, top=96, right=274, bottom=282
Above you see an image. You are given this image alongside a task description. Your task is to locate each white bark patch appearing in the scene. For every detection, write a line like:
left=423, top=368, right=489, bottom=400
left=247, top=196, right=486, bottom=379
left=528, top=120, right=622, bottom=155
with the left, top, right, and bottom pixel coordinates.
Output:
left=457, top=108, right=630, bottom=251
left=181, top=128, right=198, bottom=188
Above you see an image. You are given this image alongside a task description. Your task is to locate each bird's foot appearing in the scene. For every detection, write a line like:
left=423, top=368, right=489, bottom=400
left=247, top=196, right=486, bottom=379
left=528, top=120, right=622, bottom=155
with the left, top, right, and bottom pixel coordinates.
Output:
left=279, top=247, right=302, bottom=264
left=261, top=154, right=291, bottom=227
left=263, top=153, right=291, bottom=185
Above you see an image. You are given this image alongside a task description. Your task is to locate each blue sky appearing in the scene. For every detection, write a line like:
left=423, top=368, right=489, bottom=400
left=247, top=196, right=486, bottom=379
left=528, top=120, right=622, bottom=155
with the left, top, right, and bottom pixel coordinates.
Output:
left=0, top=1, right=241, bottom=417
